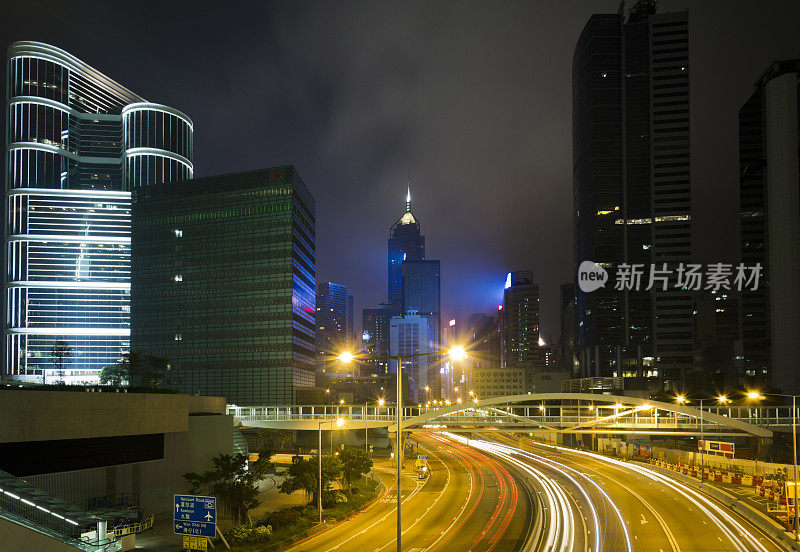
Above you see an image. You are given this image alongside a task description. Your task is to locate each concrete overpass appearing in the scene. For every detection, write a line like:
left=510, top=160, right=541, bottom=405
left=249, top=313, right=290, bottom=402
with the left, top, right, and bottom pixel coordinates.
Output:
left=229, top=393, right=777, bottom=438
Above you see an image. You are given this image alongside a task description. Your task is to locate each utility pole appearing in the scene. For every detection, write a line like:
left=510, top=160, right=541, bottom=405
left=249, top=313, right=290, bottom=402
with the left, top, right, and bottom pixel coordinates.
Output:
left=396, top=353, right=402, bottom=552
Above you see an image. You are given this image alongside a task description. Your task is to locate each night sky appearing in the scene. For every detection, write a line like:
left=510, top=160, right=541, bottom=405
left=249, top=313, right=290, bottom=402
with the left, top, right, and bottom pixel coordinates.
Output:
left=4, top=1, right=800, bottom=342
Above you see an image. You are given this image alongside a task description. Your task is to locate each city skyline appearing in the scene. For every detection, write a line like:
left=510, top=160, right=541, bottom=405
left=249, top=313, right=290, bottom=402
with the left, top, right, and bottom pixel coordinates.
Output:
left=2, top=1, right=800, bottom=343
left=2, top=4, right=800, bottom=552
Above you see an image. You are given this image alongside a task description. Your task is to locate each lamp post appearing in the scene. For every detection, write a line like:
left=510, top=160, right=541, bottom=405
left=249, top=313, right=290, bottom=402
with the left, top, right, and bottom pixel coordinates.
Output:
left=749, top=390, right=798, bottom=541
left=338, top=345, right=467, bottom=552
left=318, top=417, right=344, bottom=524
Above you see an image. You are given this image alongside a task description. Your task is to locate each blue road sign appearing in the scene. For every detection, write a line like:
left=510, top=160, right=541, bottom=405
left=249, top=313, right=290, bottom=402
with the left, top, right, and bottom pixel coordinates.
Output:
left=417, top=454, right=428, bottom=459
left=174, top=495, right=216, bottom=524
left=174, top=520, right=215, bottom=538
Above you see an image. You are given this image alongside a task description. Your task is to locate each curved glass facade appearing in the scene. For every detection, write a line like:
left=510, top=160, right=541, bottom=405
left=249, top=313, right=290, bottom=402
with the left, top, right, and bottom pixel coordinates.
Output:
left=123, top=103, right=193, bottom=188
left=4, top=41, right=193, bottom=384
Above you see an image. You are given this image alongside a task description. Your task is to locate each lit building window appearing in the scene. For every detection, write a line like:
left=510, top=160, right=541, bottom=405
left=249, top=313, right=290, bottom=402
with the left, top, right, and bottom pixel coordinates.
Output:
left=174, top=229, right=183, bottom=237
left=174, top=274, right=183, bottom=282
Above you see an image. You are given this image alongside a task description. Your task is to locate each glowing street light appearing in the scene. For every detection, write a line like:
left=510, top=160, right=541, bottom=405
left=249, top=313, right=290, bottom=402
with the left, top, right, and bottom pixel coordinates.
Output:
left=378, top=398, right=385, bottom=407
left=448, top=345, right=467, bottom=361
left=717, top=395, right=730, bottom=404
left=747, top=391, right=764, bottom=400
left=675, top=395, right=687, bottom=405
left=334, top=344, right=469, bottom=552
left=336, top=417, right=344, bottom=426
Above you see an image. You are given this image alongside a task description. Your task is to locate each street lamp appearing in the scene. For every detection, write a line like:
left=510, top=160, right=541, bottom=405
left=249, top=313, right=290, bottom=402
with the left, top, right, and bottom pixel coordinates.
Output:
left=337, top=345, right=468, bottom=552
left=749, top=390, right=798, bottom=541
left=675, top=395, right=708, bottom=484
left=318, top=417, right=345, bottom=523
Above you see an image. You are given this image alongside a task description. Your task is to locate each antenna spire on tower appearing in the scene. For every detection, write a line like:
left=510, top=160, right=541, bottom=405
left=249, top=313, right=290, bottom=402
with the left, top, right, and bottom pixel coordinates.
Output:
left=405, top=179, right=411, bottom=212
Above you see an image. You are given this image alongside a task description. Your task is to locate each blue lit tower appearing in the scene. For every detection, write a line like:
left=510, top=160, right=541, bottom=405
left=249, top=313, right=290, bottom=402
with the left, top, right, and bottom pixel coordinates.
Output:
left=4, top=42, right=193, bottom=384
left=387, top=187, right=424, bottom=305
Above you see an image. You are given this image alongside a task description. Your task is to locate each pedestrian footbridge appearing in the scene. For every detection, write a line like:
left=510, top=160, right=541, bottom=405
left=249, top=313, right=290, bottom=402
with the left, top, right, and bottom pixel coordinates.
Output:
left=229, top=393, right=777, bottom=438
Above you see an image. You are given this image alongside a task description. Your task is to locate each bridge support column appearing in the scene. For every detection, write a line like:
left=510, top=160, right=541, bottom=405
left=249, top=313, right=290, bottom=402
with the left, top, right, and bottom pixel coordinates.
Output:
left=390, top=431, right=409, bottom=469
left=751, top=435, right=772, bottom=460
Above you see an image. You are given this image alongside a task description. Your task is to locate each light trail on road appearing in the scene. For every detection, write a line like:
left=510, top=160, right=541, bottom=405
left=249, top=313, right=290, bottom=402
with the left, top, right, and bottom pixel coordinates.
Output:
left=453, top=433, right=782, bottom=552
left=440, top=432, right=578, bottom=552
left=530, top=441, right=772, bottom=552
left=424, top=433, right=520, bottom=552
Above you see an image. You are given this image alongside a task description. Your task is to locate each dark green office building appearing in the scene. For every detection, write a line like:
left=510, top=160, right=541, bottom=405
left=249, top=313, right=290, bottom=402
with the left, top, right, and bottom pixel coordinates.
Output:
left=130, top=167, right=316, bottom=405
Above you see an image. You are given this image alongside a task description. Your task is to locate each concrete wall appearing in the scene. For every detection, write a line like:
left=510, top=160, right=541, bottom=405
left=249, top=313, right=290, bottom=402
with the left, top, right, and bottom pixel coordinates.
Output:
left=0, top=391, right=226, bottom=444
left=22, top=414, right=233, bottom=514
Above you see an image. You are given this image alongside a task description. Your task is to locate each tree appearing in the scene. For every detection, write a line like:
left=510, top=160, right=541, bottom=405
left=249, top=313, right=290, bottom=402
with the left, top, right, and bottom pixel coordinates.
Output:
left=184, top=453, right=273, bottom=525
left=50, top=341, right=71, bottom=384
left=119, top=351, right=144, bottom=386
left=279, top=455, right=342, bottom=506
left=124, top=352, right=169, bottom=388
left=99, top=364, right=128, bottom=386
left=339, top=448, right=372, bottom=490
left=141, top=355, right=169, bottom=388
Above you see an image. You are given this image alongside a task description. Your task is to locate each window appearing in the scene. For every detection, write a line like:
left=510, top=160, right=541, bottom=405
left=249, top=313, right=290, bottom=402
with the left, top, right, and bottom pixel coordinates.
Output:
left=174, top=274, right=183, bottom=282
left=174, top=229, right=183, bottom=237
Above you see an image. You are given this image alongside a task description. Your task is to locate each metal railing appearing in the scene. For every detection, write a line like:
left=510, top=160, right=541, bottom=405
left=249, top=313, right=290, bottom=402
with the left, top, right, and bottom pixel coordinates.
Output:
left=229, top=404, right=797, bottom=427
left=108, top=515, right=153, bottom=537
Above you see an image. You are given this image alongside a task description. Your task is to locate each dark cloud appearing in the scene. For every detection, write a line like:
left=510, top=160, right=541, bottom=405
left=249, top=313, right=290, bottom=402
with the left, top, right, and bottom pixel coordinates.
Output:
left=3, top=0, right=800, bottom=341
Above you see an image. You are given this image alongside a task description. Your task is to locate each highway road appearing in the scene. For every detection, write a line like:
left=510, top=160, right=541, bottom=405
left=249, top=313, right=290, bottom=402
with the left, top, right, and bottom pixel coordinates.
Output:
left=285, top=433, right=532, bottom=552
left=459, top=433, right=787, bottom=552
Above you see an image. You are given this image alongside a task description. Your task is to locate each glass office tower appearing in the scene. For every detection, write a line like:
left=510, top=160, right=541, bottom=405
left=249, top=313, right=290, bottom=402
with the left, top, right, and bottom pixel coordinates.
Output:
left=572, top=7, right=691, bottom=388
left=4, top=41, right=193, bottom=383
left=130, top=167, right=316, bottom=405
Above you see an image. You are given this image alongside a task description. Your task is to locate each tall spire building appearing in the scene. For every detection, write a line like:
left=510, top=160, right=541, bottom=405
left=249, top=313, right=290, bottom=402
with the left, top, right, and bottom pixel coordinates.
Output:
left=387, top=188, right=424, bottom=305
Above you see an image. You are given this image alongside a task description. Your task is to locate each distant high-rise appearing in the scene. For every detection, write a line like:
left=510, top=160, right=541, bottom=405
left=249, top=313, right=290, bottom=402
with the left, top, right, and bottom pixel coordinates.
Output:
left=387, top=188, right=424, bottom=305
left=572, top=4, right=691, bottom=388
left=316, top=282, right=352, bottom=375
left=401, top=259, right=441, bottom=355
left=739, top=60, right=800, bottom=395
left=130, top=167, right=315, bottom=405
left=389, top=309, right=433, bottom=402
left=4, top=41, right=193, bottom=384
left=502, top=271, right=540, bottom=374
left=362, top=304, right=399, bottom=375
left=560, top=283, right=578, bottom=375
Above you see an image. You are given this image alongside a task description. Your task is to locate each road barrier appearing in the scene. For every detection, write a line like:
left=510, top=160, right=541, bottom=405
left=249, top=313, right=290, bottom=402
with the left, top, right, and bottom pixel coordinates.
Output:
left=645, top=462, right=800, bottom=551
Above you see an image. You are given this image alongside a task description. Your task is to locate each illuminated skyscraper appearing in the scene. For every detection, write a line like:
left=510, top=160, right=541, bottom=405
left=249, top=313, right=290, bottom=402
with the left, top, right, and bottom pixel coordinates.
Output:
left=389, top=309, right=432, bottom=402
left=387, top=187, right=424, bottom=305
left=572, top=5, right=691, bottom=387
left=502, top=270, right=540, bottom=372
left=4, top=42, right=193, bottom=383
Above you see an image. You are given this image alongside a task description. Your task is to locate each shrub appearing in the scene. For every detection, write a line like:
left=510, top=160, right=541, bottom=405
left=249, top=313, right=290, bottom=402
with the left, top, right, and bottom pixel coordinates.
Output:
left=322, top=489, right=347, bottom=508
left=259, top=507, right=301, bottom=529
left=225, top=524, right=272, bottom=545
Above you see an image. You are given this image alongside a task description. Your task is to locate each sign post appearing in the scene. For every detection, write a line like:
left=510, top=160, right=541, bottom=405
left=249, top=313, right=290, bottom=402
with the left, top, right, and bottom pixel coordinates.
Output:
left=174, top=495, right=216, bottom=548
